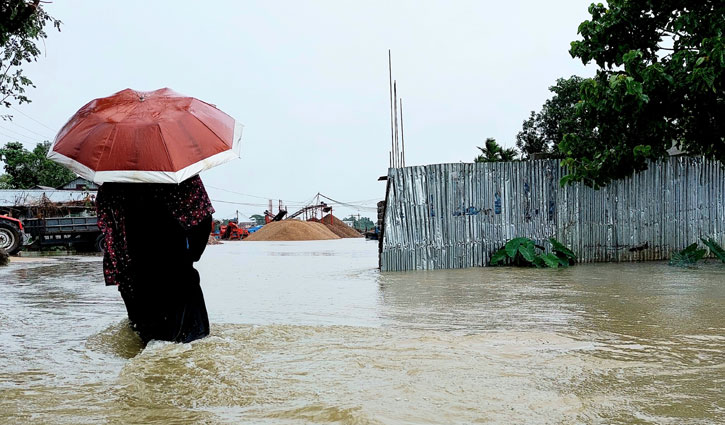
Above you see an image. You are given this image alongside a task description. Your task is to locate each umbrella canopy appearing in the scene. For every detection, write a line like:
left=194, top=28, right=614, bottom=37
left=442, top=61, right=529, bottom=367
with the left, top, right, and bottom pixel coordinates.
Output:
left=48, top=88, right=242, bottom=184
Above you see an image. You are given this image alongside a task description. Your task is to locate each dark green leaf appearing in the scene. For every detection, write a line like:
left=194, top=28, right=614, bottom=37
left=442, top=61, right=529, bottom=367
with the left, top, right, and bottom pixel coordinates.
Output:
left=505, top=237, right=530, bottom=258
left=701, top=238, right=725, bottom=263
left=541, top=253, right=561, bottom=269
left=532, top=256, right=546, bottom=268
left=490, top=248, right=508, bottom=266
left=669, top=243, right=707, bottom=267
left=518, top=243, right=537, bottom=263
left=549, top=238, right=577, bottom=262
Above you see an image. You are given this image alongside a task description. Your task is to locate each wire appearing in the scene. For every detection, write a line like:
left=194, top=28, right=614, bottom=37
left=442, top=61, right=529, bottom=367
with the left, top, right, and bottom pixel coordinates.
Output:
left=0, top=125, right=49, bottom=143
left=10, top=106, right=57, bottom=132
left=206, top=184, right=308, bottom=204
left=5, top=121, right=53, bottom=140
left=210, top=199, right=275, bottom=207
left=318, top=194, right=378, bottom=211
left=0, top=130, right=42, bottom=145
left=211, top=193, right=379, bottom=215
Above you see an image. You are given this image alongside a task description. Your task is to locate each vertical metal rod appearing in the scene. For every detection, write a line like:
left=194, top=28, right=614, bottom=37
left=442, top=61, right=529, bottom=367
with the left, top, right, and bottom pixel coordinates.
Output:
left=400, top=97, right=406, bottom=167
left=388, top=50, right=395, bottom=169
left=393, top=80, right=399, bottom=168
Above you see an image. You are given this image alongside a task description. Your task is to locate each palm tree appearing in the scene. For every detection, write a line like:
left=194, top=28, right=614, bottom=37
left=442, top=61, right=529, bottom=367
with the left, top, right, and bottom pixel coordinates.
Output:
left=475, top=138, right=518, bottom=162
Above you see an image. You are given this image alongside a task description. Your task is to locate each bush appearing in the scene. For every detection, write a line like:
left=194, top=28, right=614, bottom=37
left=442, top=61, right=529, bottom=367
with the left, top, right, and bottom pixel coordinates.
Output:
left=670, top=238, right=725, bottom=267
left=490, top=237, right=577, bottom=269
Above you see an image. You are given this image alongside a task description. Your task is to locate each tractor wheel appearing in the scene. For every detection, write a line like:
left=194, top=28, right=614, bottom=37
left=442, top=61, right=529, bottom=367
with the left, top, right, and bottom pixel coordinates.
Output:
left=0, top=222, right=22, bottom=255
left=95, top=234, right=106, bottom=253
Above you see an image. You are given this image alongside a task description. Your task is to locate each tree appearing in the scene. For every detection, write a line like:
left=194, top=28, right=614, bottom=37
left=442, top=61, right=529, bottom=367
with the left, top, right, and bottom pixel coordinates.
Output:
left=474, top=138, right=518, bottom=162
left=516, top=76, right=585, bottom=159
left=345, top=215, right=374, bottom=231
left=560, top=1, right=725, bottom=188
left=0, top=171, right=10, bottom=188
left=0, top=141, right=76, bottom=188
left=250, top=214, right=265, bottom=225
left=0, top=1, right=61, bottom=110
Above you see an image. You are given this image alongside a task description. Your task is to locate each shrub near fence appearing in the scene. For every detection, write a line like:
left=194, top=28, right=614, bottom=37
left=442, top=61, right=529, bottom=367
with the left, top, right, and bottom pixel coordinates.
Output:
left=380, top=157, right=725, bottom=272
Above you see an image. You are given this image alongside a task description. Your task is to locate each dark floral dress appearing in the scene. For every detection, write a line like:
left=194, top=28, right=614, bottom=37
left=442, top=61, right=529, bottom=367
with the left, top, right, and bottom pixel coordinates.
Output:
left=96, top=175, right=215, bottom=343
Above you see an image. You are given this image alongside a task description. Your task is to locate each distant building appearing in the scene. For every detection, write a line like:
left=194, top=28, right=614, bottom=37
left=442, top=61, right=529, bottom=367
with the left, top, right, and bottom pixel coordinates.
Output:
left=342, top=219, right=354, bottom=228
left=59, top=177, right=98, bottom=191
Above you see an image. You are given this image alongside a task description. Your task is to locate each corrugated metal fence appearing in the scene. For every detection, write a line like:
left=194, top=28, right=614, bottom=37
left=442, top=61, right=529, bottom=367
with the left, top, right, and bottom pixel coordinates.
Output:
left=380, top=157, right=725, bottom=271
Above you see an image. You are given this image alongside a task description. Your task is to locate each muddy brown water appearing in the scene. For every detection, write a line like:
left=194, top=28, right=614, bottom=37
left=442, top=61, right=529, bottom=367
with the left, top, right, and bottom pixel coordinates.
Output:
left=0, top=239, right=723, bottom=424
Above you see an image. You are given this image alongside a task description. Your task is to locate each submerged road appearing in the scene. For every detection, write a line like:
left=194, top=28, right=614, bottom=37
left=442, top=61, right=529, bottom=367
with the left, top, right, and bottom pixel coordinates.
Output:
left=0, top=239, right=723, bottom=424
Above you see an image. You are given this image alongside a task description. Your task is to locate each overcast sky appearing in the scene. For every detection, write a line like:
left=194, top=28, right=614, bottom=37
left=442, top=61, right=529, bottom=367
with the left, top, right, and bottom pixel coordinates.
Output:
left=4, top=0, right=593, bottom=220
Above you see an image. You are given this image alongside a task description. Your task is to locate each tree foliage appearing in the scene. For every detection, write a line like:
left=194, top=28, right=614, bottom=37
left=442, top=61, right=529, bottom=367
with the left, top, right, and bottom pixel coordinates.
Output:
left=516, top=76, right=584, bottom=159
left=0, top=141, right=76, bottom=188
left=474, top=138, right=518, bottom=162
left=559, top=1, right=725, bottom=188
left=0, top=0, right=61, bottom=110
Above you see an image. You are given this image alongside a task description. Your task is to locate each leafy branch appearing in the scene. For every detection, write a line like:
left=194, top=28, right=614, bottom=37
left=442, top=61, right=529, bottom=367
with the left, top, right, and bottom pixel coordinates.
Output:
left=0, top=0, right=61, bottom=109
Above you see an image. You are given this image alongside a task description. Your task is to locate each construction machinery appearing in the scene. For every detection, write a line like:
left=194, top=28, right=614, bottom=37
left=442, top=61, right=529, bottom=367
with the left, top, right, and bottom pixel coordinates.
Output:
left=220, top=221, right=249, bottom=240
left=264, top=209, right=287, bottom=223
left=286, top=203, right=332, bottom=221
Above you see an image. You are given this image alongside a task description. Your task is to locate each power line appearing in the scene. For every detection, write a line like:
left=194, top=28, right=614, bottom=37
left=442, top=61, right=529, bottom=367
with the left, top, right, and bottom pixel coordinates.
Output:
left=0, top=130, right=42, bottom=145
left=6, top=121, right=53, bottom=140
left=206, top=184, right=308, bottom=204
left=210, top=199, right=268, bottom=207
left=318, top=194, right=377, bottom=211
left=10, top=106, right=57, bottom=132
left=209, top=198, right=311, bottom=208
left=0, top=125, right=49, bottom=143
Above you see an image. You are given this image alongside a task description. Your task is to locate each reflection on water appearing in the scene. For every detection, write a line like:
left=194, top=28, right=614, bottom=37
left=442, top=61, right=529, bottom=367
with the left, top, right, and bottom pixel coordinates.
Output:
left=0, top=239, right=723, bottom=424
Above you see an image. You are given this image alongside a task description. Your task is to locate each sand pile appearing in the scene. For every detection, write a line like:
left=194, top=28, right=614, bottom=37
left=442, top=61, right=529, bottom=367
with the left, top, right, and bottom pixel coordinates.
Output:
left=207, top=235, right=221, bottom=245
left=319, top=214, right=362, bottom=238
left=245, top=220, right=340, bottom=241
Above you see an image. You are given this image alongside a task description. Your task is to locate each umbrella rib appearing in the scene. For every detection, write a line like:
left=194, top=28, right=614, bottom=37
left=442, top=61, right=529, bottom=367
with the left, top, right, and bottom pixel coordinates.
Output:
left=99, top=124, right=119, bottom=171
left=188, top=110, right=230, bottom=147
left=156, top=123, right=175, bottom=172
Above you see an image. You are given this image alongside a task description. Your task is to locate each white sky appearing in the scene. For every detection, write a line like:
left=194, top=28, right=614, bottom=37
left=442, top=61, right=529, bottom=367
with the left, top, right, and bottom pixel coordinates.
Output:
left=3, top=0, right=593, bottom=220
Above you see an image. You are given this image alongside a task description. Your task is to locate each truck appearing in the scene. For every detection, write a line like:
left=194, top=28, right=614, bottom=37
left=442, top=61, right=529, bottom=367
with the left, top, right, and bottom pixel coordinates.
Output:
left=22, top=216, right=103, bottom=252
left=0, top=215, right=24, bottom=254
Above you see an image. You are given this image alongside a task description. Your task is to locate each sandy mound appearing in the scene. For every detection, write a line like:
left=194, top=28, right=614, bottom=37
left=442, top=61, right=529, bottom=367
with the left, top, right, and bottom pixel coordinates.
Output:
left=244, top=220, right=340, bottom=241
left=319, top=214, right=363, bottom=238
left=207, top=235, right=221, bottom=245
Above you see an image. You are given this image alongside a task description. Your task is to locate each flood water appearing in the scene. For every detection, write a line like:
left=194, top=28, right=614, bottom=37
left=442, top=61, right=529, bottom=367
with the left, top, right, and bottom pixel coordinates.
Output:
left=1, top=238, right=723, bottom=424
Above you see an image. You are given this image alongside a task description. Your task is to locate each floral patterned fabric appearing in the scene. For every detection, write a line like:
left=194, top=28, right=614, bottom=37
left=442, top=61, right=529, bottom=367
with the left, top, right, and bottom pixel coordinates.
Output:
left=96, top=175, right=215, bottom=287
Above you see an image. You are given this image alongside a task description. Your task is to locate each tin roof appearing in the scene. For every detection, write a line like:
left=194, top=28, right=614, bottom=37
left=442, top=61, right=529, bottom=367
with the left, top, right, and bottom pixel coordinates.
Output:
left=0, top=189, right=96, bottom=207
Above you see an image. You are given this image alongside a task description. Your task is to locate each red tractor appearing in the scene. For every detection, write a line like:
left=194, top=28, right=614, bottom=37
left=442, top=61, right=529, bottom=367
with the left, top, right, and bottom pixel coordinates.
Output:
left=219, top=221, right=249, bottom=240
left=0, top=215, right=24, bottom=255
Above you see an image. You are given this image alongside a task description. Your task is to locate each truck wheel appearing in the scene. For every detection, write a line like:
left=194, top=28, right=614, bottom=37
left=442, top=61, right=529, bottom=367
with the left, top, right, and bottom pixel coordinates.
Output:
left=95, top=234, right=106, bottom=253
left=0, top=222, right=22, bottom=255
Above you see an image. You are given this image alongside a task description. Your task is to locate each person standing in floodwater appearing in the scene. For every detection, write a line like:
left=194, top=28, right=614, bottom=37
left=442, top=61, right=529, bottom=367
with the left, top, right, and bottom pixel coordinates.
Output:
left=96, top=175, right=214, bottom=344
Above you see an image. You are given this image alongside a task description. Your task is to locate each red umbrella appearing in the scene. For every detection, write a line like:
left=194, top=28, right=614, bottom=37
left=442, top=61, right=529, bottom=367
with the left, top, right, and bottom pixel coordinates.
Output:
left=48, top=88, right=242, bottom=184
